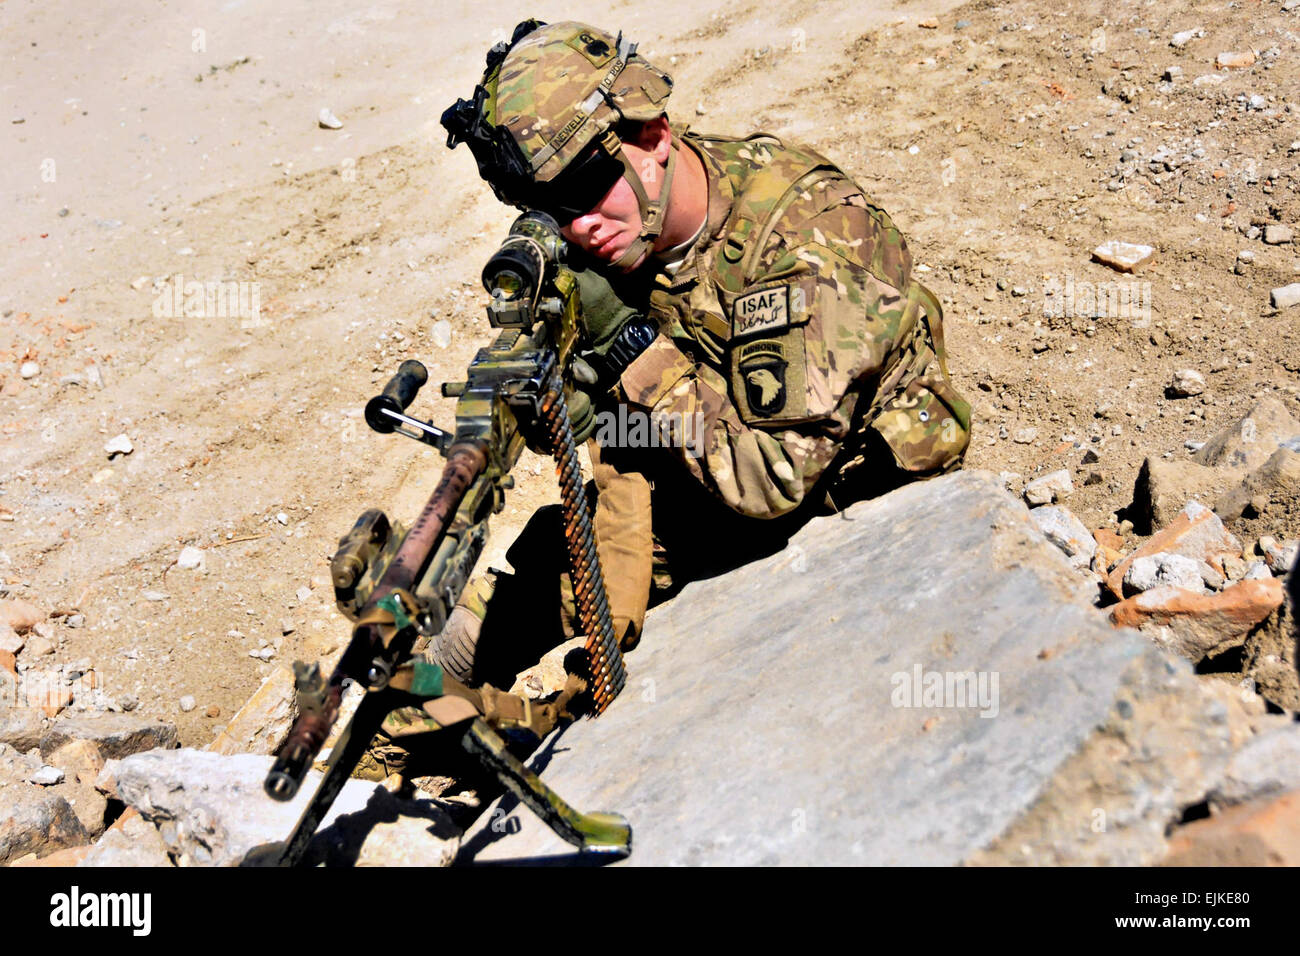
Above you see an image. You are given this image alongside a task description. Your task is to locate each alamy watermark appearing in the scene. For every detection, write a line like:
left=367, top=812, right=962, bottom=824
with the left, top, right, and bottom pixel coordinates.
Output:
left=592, top=406, right=706, bottom=458
left=890, top=663, right=999, bottom=718
left=1042, top=274, right=1151, bottom=322
left=152, top=274, right=263, bottom=327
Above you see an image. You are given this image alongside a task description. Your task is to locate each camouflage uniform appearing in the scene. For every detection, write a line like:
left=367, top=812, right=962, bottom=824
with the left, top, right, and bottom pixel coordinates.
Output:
left=425, top=19, right=971, bottom=690
left=579, top=128, right=970, bottom=520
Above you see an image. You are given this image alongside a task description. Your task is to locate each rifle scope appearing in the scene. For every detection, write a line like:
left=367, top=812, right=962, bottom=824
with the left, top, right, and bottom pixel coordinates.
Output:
left=481, top=211, right=565, bottom=328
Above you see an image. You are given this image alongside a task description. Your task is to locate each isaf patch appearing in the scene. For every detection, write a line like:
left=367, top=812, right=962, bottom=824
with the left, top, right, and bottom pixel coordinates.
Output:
left=732, top=286, right=790, bottom=339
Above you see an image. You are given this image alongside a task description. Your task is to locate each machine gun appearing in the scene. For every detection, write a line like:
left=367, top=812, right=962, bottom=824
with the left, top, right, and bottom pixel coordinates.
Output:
left=256, top=212, right=631, bottom=865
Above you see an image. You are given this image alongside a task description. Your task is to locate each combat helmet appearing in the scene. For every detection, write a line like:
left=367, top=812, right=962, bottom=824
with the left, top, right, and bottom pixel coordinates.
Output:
left=442, top=19, right=677, bottom=270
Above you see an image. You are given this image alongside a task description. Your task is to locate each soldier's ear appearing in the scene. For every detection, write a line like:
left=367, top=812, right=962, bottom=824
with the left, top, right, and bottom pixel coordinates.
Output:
left=628, top=115, right=672, bottom=163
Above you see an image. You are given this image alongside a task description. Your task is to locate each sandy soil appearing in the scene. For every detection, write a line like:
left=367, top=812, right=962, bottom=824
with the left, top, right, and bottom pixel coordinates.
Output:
left=2, top=0, right=1298, bottom=745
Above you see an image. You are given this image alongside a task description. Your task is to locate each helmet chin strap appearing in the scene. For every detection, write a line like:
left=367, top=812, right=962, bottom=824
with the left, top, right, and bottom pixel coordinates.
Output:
left=611, top=135, right=679, bottom=271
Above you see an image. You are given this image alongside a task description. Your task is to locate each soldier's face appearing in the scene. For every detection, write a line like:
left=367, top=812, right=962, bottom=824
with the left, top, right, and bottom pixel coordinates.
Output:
left=561, top=120, right=671, bottom=272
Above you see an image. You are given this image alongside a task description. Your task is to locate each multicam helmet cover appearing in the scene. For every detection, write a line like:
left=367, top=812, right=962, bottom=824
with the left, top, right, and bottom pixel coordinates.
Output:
left=443, top=19, right=678, bottom=269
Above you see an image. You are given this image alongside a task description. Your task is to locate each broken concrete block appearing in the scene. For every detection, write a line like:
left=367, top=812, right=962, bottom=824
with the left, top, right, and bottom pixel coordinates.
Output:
left=206, top=665, right=297, bottom=756
left=458, top=470, right=1243, bottom=866
left=39, top=713, right=178, bottom=761
left=1029, top=506, right=1097, bottom=570
left=1193, top=397, right=1300, bottom=472
left=1110, top=578, right=1285, bottom=661
left=107, top=748, right=460, bottom=866
left=1107, top=501, right=1242, bottom=598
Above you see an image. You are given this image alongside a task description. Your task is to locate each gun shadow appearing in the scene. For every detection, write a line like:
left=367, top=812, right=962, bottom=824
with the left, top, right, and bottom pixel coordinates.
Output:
left=452, top=723, right=618, bottom=867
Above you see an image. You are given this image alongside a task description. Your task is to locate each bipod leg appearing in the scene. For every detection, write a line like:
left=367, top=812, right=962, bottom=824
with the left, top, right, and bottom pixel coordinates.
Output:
left=460, top=717, right=631, bottom=858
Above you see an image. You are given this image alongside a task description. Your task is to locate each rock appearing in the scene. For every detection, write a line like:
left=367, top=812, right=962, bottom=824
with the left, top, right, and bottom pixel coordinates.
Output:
left=1012, top=427, right=1038, bottom=444
left=430, top=319, right=453, bottom=349
left=79, top=812, right=174, bottom=867
left=1215, top=50, right=1257, bottom=70
left=143, top=590, right=168, bottom=602
left=1193, top=396, right=1300, bottom=472
left=1091, top=240, right=1154, bottom=273
left=1107, top=501, right=1242, bottom=598
left=459, top=470, right=1245, bottom=866
left=1110, top=578, right=1284, bottom=661
left=0, top=709, right=49, bottom=752
left=0, top=625, right=22, bottom=655
left=1162, top=790, right=1300, bottom=866
left=28, top=766, right=64, bottom=786
left=177, top=546, right=205, bottom=570
left=107, top=748, right=459, bottom=866
left=317, top=107, right=343, bottom=129
left=39, top=713, right=179, bottom=761
left=276, top=512, right=289, bottom=525
left=1162, top=65, right=1183, bottom=81
left=1210, top=723, right=1300, bottom=807
left=1243, top=560, right=1271, bottom=580
left=24, top=632, right=55, bottom=656
left=19, top=361, right=40, bottom=379
left=1263, top=539, right=1299, bottom=575
left=179, top=695, right=196, bottom=713
left=104, top=434, right=133, bottom=457
left=295, top=585, right=311, bottom=604
left=47, top=739, right=105, bottom=785
left=1215, top=448, right=1300, bottom=521
left=1168, top=369, right=1205, bottom=397
left=1263, top=225, right=1293, bottom=245
left=510, top=636, right=585, bottom=699
left=206, top=665, right=297, bottom=755
left=11, top=844, right=92, bottom=867
left=1029, top=506, right=1097, bottom=570
left=1023, top=469, right=1073, bottom=506
left=1272, top=283, right=1300, bottom=309
left=0, top=782, right=90, bottom=864
left=0, top=599, right=44, bottom=633
left=0, top=743, right=43, bottom=784
left=1133, top=457, right=1242, bottom=532
left=1169, top=28, right=1203, bottom=48
left=1123, top=553, right=1206, bottom=595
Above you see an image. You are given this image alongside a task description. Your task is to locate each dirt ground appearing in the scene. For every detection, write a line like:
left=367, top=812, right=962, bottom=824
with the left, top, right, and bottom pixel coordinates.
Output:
left=2, top=0, right=1298, bottom=745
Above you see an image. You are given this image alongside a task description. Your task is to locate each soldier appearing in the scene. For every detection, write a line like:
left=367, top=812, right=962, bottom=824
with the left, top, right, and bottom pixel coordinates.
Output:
left=426, top=17, right=972, bottom=696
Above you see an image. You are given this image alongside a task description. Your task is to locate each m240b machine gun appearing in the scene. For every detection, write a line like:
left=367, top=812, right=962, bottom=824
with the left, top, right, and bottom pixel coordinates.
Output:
left=257, top=212, right=631, bottom=865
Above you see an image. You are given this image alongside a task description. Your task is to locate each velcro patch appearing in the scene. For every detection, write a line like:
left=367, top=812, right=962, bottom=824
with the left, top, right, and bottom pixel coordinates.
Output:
left=732, top=286, right=790, bottom=339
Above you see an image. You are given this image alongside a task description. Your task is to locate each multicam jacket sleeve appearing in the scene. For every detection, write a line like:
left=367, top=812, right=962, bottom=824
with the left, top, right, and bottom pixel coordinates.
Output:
left=615, top=167, right=970, bottom=519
